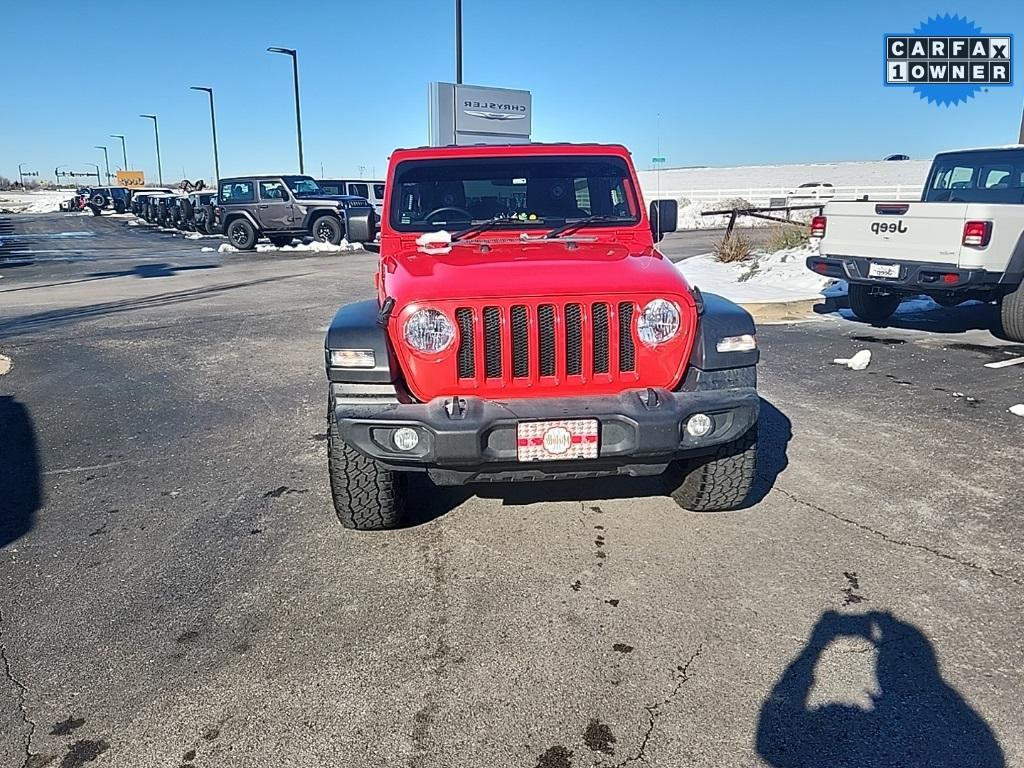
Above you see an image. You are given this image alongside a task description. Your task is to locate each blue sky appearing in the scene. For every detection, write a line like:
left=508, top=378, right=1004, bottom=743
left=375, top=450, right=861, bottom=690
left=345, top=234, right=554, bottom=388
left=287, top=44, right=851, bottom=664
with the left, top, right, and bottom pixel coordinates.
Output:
left=2, top=0, right=1021, bottom=184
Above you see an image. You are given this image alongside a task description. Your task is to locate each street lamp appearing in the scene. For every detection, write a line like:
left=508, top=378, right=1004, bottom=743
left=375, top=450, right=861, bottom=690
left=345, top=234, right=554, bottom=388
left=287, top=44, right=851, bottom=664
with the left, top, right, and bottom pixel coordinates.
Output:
left=190, top=86, right=220, bottom=183
left=139, top=114, right=163, bottom=185
left=110, top=134, right=128, bottom=171
left=95, top=146, right=111, bottom=183
left=267, top=47, right=304, bottom=174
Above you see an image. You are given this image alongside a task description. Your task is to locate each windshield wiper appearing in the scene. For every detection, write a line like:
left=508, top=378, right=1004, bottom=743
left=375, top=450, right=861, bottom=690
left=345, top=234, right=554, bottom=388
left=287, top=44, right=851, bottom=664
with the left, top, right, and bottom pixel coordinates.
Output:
left=451, top=218, right=537, bottom=241
left=544, top=215, right=633, bottom=239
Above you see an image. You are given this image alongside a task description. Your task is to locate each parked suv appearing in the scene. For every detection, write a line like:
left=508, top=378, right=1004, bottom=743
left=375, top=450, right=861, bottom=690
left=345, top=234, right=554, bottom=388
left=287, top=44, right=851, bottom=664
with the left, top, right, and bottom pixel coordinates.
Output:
left=323, top=143, right=762, bottom=530
left=187, top=191, right=218, bottom=234
left=86, top=186, right=131, bottom=214
left=213, top=175, right=376, bottom=249
left=318, top=178, right=386, bottom=218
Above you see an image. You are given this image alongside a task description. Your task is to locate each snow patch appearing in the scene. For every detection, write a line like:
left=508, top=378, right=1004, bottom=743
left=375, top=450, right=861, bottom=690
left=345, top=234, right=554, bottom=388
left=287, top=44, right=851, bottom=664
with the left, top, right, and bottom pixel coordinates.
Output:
left=218, top=239, right=362, bottom=254
left=0, top=354, right=10, bottom=375
left=416, top=230, right=453, bottom=254
left=833, top=350, right=871, bottom=370
left=1009, top=404, right=1024, bottom=417
left=676, top=245, right=830, bottom=303
left=0, top=190, right=69, bottom=214
left=201, top=247, right=215, bottom=252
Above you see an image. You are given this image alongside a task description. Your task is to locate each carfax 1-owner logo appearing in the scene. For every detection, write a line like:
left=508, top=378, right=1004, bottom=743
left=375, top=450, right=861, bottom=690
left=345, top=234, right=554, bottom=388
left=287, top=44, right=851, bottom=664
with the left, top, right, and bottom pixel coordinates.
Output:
left=885, top=14, right=1013, bottom=106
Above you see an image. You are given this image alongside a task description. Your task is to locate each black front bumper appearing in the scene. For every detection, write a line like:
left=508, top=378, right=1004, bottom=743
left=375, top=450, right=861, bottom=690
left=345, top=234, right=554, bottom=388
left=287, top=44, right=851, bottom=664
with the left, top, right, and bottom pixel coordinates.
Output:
left=807, top=255, right=1004, bottom=293
left=331, top=372, right=759, bottom=484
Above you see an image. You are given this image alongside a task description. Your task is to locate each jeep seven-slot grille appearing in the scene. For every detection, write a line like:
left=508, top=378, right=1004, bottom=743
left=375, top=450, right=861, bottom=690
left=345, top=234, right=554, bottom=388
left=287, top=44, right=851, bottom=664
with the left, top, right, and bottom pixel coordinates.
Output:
left=454, top=301, right=635, bottom=382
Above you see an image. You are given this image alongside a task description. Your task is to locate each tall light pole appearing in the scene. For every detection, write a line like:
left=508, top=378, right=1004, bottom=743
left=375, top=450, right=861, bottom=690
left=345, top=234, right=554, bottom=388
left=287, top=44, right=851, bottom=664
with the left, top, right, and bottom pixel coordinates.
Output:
left=55, top=164, right=69, bottom=186
left=455, top=0, right=463, bottom=84
left=87, top=163, right=102, bottom=186
left=267, top=47, right=304, bottom=174
left=95, top=146, right=111, bottom=183
left=190, top=86, right=220, bottom=183
left=139, top=114, right=163, bottom=185
left=17, top=162, right=27, bottom=188
left=110, top=134, right=128, bottom=170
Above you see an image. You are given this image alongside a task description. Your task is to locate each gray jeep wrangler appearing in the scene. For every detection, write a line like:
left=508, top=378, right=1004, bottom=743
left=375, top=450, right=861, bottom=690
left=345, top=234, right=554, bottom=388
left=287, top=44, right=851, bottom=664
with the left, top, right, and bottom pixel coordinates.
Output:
left=213, top=175, right=376, bottom=249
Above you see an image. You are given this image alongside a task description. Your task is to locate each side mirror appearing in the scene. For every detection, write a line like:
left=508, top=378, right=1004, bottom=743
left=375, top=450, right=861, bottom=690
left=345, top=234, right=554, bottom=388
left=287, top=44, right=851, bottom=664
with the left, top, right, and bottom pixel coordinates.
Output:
left=649, top=199, right=678, bottom=242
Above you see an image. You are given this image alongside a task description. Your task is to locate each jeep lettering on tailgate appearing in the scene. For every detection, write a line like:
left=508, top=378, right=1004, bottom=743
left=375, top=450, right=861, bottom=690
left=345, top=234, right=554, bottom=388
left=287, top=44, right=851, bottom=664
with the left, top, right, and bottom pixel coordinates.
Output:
left=871, top=221, right=908, bottom=234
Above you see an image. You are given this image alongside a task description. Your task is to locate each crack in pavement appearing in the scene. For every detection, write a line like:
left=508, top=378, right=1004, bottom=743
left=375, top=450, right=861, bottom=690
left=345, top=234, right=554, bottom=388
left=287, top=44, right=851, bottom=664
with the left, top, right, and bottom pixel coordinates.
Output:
left=611, top=644, right=704, bottom=767
left=775, top=486, right=1023, bottom=587
left=0, top=605, right=37, bottom=768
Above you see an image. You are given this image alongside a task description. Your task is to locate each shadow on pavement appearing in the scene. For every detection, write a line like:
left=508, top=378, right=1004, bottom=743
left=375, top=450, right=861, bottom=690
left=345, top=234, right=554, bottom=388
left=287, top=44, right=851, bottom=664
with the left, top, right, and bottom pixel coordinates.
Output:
left=0, top=396, right=41, bottom=548
left=403, top=397, right=790, bottom=525
left=757, top=610, right=1005, bottom=768
left=88, top=263, right=220, bottom=280
left=0, top=274, right=307, bottom=339
left=826, top=299, right=1002, bottom=337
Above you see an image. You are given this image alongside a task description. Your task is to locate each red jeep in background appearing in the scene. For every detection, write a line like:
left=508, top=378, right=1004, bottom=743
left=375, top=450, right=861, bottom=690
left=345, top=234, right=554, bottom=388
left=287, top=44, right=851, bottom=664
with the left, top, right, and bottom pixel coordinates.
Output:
left=324, top=143, right=761, bottom=529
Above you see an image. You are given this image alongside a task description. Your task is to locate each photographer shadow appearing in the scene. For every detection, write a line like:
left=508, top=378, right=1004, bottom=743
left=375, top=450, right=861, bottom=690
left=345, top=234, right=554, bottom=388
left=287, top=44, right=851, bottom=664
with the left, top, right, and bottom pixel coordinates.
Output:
left=0, top=396, right=41, bottom=548
left=757, top=610, right=1004, bottom=768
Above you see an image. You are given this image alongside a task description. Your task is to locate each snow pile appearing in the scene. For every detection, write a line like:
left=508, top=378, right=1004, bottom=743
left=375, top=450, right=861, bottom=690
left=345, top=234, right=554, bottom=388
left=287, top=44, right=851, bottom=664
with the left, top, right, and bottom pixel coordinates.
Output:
left=833, top=350, right=872, bottom=370
left=676, top=245, right=831, bottom=303
left=217, top=239, right=362, bottom=254
left=0, top=190, right=69, bottom=213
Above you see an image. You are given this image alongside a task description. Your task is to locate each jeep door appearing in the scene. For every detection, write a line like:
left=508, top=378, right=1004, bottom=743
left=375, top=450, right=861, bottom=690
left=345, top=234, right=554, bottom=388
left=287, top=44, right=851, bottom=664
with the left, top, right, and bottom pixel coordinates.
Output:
left=256, top=180, right=294, bottom=230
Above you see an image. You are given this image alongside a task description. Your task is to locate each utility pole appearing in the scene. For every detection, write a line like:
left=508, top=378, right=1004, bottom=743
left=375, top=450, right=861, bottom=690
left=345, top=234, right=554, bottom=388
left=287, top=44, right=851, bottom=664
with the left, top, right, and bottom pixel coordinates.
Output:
left=455, top=0, right=463, bottom=84
left=87, top=163, right=102, bottom=186
left=95, top=146, right=111, bottom=183
left=18, top=162, right=26, bottom=188
left=110, top=134, right=128, bottom=171
left=140, top=114, right=163, bottom=185
left=190, top=86, right=220, bottom=183
left=268, top=47, right=304, bottom=173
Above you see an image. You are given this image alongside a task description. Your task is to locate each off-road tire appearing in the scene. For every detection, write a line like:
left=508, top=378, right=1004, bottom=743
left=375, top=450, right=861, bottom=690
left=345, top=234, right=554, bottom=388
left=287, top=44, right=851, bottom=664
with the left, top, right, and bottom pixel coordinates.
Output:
left=179, top=198, right=194, bottom=227
left=268, top=235, right=294, bottom=248
left=88, top=203, right=101, bottom=216
left=997, top=281, right=1024, bottom=342
left=327, top=410, right=406, bottom=530
left=848, top=284, right=900, bottom=324
left=114, top=200, right=126, bottom=214
left=311, top=215, right=343, bottom=245
left=91, top=193, right=106, bottom=208
left=668, top=426, right=758, bottom=512
left=226, top=218, right=258, bottom=250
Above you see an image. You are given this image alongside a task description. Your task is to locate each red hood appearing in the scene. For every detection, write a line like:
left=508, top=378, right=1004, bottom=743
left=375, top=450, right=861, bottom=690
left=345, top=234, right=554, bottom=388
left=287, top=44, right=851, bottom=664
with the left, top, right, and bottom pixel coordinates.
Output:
left=380, top=239, right=692, bottom=306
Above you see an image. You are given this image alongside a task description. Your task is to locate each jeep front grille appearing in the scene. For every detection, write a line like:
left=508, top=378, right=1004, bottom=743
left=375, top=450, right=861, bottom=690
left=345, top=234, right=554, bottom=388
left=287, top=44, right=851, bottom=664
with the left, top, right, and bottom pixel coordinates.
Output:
left=453, top=300, right=638, bottom=385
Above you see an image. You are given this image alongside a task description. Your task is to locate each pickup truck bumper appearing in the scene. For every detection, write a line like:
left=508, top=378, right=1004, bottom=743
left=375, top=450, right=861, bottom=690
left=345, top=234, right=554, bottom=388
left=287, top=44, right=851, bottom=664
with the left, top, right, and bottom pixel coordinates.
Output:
left=330, top=370, right=759, bottom=485
left=807, top=255, right=1003, bottom=293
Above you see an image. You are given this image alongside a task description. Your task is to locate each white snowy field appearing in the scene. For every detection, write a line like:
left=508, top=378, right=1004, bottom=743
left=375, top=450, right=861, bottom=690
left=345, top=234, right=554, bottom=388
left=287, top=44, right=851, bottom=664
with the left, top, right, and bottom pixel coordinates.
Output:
left=639, top=159, right=932, bottom=230
left=0, top=190, right=69, bottom=213
left=675, top=245, right=833, bottom=304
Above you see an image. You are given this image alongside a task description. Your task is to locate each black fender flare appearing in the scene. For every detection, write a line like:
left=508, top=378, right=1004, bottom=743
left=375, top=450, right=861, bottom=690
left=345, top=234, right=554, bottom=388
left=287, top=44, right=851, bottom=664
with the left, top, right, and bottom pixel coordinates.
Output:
left=303, top=207, right=344, bottom=232
left=222, top=209, right=259, bottom=230
left=324, top=299, right=397, bottom=384
left=687, top=292, right=759, bottom=371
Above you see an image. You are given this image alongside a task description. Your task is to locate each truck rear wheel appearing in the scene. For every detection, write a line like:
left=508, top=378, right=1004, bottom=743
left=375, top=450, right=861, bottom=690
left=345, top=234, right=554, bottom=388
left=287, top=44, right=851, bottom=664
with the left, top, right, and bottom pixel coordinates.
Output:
left=997, top=282, right=1024, bottom=342
left=668, top=426, right=758, bottom=512
left=327, top=410, right=406, bottom=530
left=848, top=284, right=900, bottom=324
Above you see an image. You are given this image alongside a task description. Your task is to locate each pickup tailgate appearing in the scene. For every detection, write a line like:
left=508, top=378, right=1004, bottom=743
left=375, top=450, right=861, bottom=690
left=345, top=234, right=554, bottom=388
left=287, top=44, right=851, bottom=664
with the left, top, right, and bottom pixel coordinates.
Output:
left=819, top=201, right=968, bottom=264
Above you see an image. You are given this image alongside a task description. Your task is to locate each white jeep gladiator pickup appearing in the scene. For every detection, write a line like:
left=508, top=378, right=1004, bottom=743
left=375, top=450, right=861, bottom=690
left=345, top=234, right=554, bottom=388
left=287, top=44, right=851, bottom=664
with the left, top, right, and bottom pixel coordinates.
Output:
left=806, top=145, right=1024, bottom=341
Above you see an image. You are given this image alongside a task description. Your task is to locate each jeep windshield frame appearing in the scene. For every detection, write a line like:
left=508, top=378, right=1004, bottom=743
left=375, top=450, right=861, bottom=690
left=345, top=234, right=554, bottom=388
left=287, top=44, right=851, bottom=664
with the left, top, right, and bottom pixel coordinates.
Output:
left=282, top=175, right=327, bottom=199
left=388, top=155, right=641, bottom=232
left=923, top=149, right=1024, bottom=204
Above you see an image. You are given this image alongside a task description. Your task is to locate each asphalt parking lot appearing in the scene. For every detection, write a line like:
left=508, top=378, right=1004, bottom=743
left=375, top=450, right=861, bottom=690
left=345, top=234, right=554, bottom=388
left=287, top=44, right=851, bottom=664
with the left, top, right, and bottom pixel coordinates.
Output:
left=1, top=212, right=1022, bottom=768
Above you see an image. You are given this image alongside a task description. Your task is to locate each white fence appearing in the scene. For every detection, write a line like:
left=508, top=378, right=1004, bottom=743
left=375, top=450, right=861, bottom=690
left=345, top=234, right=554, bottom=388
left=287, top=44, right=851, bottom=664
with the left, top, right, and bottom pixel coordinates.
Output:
left=642, top=184, right=922, bottom=206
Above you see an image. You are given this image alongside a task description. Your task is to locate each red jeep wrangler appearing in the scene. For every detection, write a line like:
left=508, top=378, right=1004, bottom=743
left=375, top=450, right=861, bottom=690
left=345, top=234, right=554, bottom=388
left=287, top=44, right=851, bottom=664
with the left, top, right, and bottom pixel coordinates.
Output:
left=324, top=143, right=760, bottom=529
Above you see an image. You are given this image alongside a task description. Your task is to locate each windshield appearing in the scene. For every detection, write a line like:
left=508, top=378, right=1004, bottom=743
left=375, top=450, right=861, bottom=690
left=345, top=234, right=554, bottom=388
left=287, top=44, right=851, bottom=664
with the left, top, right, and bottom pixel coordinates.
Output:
left=389, top=155, right=640, bottom=231
left=282, top=176, right=325, bottom=198
left=924, top=150, right=1024, bottom=203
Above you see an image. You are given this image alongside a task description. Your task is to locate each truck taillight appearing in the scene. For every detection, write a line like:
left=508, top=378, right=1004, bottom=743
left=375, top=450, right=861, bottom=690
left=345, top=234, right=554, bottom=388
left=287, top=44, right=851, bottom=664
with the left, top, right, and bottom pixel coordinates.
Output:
left=810, top=215, right=827, bottom=238
left=962, top=220, right=991, bottom=247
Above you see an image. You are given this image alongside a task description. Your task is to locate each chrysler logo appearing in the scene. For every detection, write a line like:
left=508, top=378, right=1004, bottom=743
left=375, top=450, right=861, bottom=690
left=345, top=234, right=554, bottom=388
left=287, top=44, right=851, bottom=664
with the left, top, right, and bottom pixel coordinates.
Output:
left=463, top=109, right=527, bottom=121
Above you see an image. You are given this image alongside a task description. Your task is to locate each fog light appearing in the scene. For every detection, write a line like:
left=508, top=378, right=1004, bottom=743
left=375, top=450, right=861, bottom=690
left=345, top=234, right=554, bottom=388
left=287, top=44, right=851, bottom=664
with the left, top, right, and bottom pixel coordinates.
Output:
left=686, top=413, right=713, bottom=438
left=393, top=427, right=420, bottom=451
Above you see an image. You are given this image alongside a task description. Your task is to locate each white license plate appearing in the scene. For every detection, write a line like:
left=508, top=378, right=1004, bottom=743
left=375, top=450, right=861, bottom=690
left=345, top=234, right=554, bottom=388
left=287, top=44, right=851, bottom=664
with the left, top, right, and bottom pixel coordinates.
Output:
left=517, top=419, right=599, bottom=462
left=868, top=262, right=901, bottom=279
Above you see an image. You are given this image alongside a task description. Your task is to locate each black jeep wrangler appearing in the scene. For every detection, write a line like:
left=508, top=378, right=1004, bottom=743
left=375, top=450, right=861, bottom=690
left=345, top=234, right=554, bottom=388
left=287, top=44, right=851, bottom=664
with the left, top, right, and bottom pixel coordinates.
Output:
left=85, top=186, right=131, bottom=214
left=213, top=175, right=376, bottom=249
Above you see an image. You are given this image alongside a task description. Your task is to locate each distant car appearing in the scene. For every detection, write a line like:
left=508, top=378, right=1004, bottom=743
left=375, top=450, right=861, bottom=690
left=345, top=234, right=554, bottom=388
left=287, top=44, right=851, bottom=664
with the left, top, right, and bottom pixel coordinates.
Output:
left=317, top=178, right=386, bottom=218
left=789, top=182, right=835, bottom=199
left=884, top=154, right=911, bottom=161
left=86, top=186, right=131, bottom=214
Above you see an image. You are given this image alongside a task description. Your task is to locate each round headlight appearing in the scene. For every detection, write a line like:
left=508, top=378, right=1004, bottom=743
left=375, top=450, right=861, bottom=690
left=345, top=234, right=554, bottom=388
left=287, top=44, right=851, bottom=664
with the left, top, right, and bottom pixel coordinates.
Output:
left=404, top=308, right=456, bottom=353
left=637, top=299, right=681, bottom=346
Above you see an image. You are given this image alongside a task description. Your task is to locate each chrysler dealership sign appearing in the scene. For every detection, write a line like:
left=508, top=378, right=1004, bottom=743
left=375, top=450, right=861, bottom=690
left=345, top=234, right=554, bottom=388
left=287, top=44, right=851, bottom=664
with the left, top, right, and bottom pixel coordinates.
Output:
left=429, top=82, right=532, bottom=146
